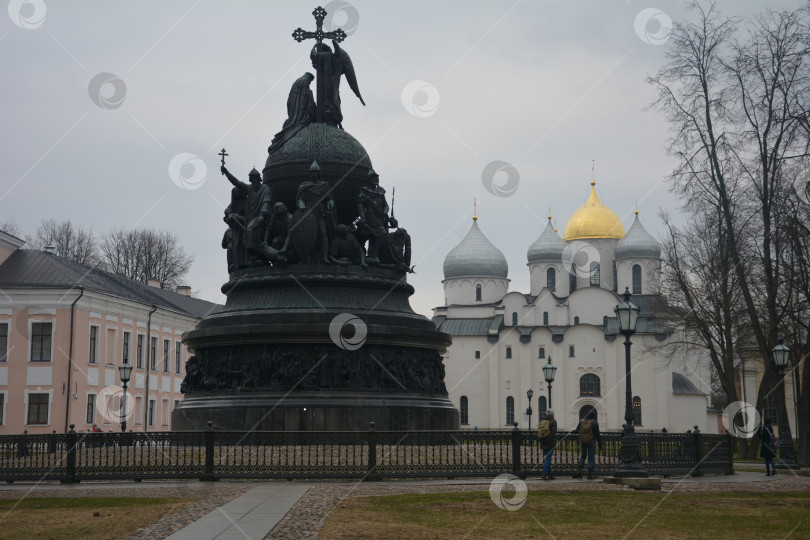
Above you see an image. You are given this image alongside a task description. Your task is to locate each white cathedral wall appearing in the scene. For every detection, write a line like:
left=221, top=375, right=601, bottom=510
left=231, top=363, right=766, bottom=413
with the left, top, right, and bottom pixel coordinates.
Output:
left=616, top=258, right=661, bottom=294
left=568, top=239, right=618, bottom=291
left=443, top=278, right=509, bottom=305
left=528, top=263, right=566, bottom=296
left=567, top=288, right=621, bottom=326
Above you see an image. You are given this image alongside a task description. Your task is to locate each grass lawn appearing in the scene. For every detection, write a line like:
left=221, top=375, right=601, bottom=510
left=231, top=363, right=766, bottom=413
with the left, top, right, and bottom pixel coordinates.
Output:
left=321, top=490, right=809, bottom=539
left=0, top=496, right=193, bottom=539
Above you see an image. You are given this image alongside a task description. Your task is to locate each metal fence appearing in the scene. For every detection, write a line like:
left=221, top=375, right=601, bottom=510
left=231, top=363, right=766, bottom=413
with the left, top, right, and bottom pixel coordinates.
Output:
left=0, top=424, right=734, bottom=483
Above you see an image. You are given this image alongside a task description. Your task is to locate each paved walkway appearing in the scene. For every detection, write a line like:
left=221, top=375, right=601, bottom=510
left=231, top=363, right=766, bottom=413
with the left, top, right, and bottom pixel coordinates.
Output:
left=164, top=483, right=310, bottom=540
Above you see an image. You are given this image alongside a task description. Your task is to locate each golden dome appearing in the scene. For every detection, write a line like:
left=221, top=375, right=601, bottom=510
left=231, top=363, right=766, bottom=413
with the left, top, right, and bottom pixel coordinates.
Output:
left=563, top=181, right=626, bottom=241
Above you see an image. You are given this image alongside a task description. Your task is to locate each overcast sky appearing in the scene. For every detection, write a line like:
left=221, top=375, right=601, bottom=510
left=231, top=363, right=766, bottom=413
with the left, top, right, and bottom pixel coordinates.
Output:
left=0, top=0, right=802, bottom=317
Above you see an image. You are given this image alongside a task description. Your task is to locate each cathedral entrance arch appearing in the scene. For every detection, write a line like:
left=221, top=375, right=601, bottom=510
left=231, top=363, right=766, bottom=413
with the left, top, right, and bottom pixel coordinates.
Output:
left=579, top=404, right=597, bottom=421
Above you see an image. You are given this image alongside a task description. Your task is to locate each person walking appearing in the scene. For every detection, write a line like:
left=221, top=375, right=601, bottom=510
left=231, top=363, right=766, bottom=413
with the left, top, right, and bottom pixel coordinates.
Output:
left=537, top=409, right=558, bottom=480
left=758, top=419, right=778, bottom=476
left=573, top=412, right=602, bottom=479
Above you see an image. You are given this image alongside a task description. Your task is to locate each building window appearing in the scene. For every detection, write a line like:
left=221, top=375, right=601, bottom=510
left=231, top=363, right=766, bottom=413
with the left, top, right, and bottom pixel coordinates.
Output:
left=30, top=322, right=52, bottom=362
left=632, top=396, right=642, bottom=425
left=512, top=312, right=518, bottom=326
left=0, top=393, right=5, bottom=425
left=762, top=393, right=778, bottom=425
left=590, top=262, right=600, bottom=287
left=163, top=339, right=170, bottom=372
left=122, top=332, right=131, bottom=364
left=505, top=346, right=512, bottom=359
left=603, top=316, right=608, bottom=326
left=574, top=316, right=580, bottom=325
left=570, top=264, right=577, bottom=292
left=538, top=347, right=545, bottom=358
left=175, top=342, right=182, bottom=374
left=580, top=374, right=601, bottom=396
left=613, top=262, right=617, bottom=292
left=475, top=350, right=480, bottom=359
left=86, top=394, right=96, bottom=424
left=460, top=396, right=469, bottom=425
left=569, top=345, right=575, bottom=357
left=632, top=264, right=642, bottom=294
left=505, top=396, right=514, bottom=425
left=173, top=399, right=180, bottom=410
left=150, top=337, right=157, bottom=371
left=538, top=396, right=547, bottom=419
left=148, top=400, right=156, bottom=426
left=27, top=393, right=49, bottom=424
left=0, top=323, right=7, bottom=362
left=546, top=268, right=556, bottom=292
left=89, top=326, right=98, bottom=364
left=543, top=312, right=549, bottom=325
left=136, top=335, right=144, bottom=369
left=475, top=284, right=482, bottom=301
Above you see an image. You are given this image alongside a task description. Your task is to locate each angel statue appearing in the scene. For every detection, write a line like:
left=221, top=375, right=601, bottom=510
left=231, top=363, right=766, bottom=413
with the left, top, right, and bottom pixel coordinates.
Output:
left=310, top=40, right=365, bottom=129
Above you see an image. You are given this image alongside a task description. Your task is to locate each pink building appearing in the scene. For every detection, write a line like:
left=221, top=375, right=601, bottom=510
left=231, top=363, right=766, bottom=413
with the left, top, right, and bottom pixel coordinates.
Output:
left=0, top=230, right=219, bottom=433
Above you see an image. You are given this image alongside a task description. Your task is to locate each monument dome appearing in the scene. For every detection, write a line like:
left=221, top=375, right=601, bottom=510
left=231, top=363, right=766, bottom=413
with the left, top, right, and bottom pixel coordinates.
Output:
left=563, top=181, right=625, bottom=241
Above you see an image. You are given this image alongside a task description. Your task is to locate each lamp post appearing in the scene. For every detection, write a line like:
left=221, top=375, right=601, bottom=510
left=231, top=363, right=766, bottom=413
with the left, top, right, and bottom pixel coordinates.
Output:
left=543, top=357, right=557, bottom=410
left=772, top=337, right=798, bottom=470
left=118, top=360, right=132, bottom=432
left=526, top=388, right=534, bottom=431
left=614, top=287, right=648, bottom=477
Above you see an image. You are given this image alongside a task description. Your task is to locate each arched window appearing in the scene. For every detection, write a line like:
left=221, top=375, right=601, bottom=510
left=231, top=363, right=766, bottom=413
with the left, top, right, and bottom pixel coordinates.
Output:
left=570, top=264, right=577, bottom=292
left=546, top=267, right=556, bottom=292
left=505, top=396, right=515, bottom=425
left=543, top=312, right=549, bottom=325
left=538, top=396, right=547, bottom=419
left=538, top=347, right=545, bottom=358
left=512, top=312, right=518, bottom=326
left=580, top=374, right=601, bottom=396
left=632, top=264, right=642, bottom=294
left=505, top=346, right=512, bottom=359
left=603, top=316, right=608, bottom=326
left=632, top=396, right=642, bottom=425
left=475, top=350, right=481, bottom=359
left=590, top=262, right=600, bottom=287
left=574, top=316, right=580, bottom=325
left=568, top=345, right=575, bottom=357
left=475, top=284, right=482, bottom=301
left=460, top=396, right=469, bottom=425
left=613, top=261, right=617, bottom=292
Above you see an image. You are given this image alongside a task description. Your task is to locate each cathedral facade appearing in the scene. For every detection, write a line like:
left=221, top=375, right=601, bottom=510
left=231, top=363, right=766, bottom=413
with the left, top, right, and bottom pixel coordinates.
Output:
left=433, top=181, right=720, bottom=432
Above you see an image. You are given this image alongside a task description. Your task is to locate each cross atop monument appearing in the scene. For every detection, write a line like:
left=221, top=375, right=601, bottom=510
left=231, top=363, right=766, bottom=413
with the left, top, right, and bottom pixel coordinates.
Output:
left=292, top=6, right=347, bottom=46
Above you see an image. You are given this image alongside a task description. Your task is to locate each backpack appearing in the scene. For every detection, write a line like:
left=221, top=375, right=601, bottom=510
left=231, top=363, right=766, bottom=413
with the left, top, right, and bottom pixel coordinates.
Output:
left=580, top=420, right=594, bottom=444
left=768, top=428, right=778, bottom=450
left=537, top=419, right=551, bottom=440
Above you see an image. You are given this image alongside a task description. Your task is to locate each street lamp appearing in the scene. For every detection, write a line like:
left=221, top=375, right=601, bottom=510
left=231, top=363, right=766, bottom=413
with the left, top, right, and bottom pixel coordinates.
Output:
left=543, top=357, right=557, bottom=410
left=772, top=337, right=798, bottom=470
left=526, top=388, right=534, bottom=431
left=118, top=359, right=132, bottom=432
left=614, top=287, right=647, bottom=477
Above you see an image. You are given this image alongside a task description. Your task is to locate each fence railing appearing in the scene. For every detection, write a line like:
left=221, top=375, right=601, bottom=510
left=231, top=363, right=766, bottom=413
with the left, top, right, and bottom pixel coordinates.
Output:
left=0, top=424, right=734, bottom=483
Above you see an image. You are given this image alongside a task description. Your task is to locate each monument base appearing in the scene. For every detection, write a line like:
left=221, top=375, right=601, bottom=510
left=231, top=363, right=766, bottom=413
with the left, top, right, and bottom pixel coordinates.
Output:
left=172, top=391, right=459, bottom=431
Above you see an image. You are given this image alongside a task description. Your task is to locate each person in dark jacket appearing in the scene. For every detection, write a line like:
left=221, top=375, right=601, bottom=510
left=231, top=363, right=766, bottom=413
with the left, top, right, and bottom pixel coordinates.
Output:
left=573, top=412, right=602, bottom=479
left=538, top=409, right=558, bottom=481
left=758, top=418, right=777, bottom=476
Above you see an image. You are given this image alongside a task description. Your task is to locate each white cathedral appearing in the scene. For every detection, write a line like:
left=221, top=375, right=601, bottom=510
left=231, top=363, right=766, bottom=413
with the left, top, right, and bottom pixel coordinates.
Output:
left=433, top=181, right=720, bottom=433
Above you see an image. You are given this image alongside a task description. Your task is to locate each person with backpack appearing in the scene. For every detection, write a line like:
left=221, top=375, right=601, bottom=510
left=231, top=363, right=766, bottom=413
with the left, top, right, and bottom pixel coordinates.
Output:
left=573, top=412, right=602, bottom=479
left=758, top=418, right=778, bottom=476
left=537, top=409, right=558, bottom=480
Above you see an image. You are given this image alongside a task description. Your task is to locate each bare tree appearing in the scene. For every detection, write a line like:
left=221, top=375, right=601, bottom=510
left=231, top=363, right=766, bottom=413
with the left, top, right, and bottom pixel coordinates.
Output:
left=100, top=228, right=193, bottom=290
left=25, top=219, right=100, bottom=266
left=0, top=220, right=23, bottom=239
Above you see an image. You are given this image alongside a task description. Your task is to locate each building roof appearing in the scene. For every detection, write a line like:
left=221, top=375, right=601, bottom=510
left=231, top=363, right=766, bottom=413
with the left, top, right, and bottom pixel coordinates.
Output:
left=563, top=181, right=625, bottom=241
left=672, top=372, right=705, bottom=395
left=0, top=249, right=220, bottom=319
left=443, top=219, right=508, bottom=280
left=527, top=217, right=564, bottom=263
left=614, top=212, right=661, bottom=259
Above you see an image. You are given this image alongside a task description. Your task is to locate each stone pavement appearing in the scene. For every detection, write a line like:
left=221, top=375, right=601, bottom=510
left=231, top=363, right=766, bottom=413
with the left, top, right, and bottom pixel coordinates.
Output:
left=164, top=483, right=310, bottom=540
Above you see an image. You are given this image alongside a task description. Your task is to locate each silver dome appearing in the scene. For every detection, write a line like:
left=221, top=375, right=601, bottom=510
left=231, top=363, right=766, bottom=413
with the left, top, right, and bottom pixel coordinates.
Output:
left=614, top=213, right=661, bottom=259
left=527, top=218, right=564, bottom=263
left=443, top=220, right=508, bottom=279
